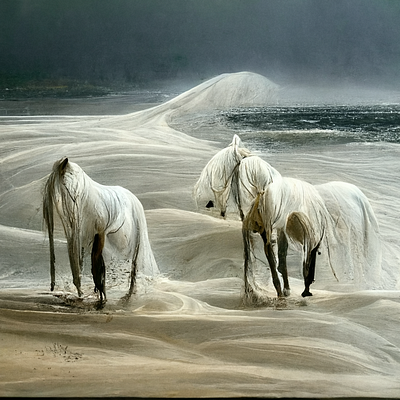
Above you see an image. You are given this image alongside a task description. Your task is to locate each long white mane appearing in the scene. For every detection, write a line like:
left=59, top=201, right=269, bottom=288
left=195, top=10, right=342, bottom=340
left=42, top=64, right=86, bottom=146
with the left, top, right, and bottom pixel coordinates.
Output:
left=193, top=134, right=250, bottom=215
left=237, top=155, right=282, bottom=217
left=193, top=134, right=280, bottom=218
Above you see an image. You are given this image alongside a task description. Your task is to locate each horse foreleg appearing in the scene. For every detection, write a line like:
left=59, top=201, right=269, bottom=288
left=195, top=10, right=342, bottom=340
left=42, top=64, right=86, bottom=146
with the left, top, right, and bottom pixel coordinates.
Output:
left=48, top=229, right=56, bottom=291
left=277, top=229, right=290, bottom=296
left=302, top=245, right=319, bottom=297
left=91, top=232, right=106, bottom=302
left=67, top=236, right=82, bottom=297
left=261, top=231, right=283, bottom=297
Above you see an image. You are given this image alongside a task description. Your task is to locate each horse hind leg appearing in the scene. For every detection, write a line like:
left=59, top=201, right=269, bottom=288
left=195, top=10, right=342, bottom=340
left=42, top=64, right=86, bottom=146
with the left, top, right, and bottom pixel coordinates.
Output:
left=261, top=231, right=283, bottom=298
left=67, top=238, right=83, bottom=297
left=242, top=229, right=254, bottom=299
left=302, top=245, right=319, bottom=298
left=91, top=232, right=106, bottom=303
left=127, top=259, right=138, bottom=299
left=277, top=229, right=290, bottom=297
left=121, top=244, right=139, bottom=303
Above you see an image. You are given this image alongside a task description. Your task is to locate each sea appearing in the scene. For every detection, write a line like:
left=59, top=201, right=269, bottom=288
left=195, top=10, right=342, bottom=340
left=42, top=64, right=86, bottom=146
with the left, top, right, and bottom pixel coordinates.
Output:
left=220, top=104, right=400, bottom=153
left=1, top=85, right=400, bottom=152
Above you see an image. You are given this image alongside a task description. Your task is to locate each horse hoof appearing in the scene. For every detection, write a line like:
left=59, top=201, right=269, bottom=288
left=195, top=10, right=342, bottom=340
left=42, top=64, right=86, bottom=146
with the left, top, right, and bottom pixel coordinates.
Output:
left=95, top=300, right=106, bottom=310
left=301, top=290, right=313, bottom=297
left=283, top=288, right=291, bottom=297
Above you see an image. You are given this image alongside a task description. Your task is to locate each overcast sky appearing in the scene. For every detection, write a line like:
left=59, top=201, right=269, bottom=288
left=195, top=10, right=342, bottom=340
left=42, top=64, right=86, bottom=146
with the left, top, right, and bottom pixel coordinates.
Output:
left=1, top=0, right=400, bottom=88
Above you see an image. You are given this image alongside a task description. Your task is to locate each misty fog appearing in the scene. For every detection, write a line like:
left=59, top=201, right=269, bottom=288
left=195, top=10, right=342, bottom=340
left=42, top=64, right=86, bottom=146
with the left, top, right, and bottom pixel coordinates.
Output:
left=1, top=0, right=400, bottom=91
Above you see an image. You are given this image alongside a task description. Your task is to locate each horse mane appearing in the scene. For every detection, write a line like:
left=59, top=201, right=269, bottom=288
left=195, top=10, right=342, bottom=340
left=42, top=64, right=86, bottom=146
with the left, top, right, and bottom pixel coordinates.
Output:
left=43, top=157, right=83, bottom=291
left=193, top=134, right=252, bottom=212
left=236, top=156, right=281, bottom=202
left=242, top=192, right=265, bottom=235
left=43, top=157, right=82, bottom=234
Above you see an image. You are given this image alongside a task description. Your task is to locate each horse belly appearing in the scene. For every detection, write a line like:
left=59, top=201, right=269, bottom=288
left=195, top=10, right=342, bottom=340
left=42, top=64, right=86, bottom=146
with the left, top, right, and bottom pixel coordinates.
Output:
left=105, top=218, right=137, bottom=259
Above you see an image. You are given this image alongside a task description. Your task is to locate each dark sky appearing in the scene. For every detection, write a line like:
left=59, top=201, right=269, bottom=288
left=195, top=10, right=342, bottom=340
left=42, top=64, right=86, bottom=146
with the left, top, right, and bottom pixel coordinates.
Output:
left=1, top=0, right=400, bottom=87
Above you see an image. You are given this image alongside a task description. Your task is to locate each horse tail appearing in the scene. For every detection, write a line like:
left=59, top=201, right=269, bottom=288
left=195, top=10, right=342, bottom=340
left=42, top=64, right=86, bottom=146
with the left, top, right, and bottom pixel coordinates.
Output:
left=134, top=209, right=159, bottom=276
left=43, top=172, right=56, bottom=291
left=325, top=237, right=339, bottom=282
left=128, top=197, right=159, bottom=296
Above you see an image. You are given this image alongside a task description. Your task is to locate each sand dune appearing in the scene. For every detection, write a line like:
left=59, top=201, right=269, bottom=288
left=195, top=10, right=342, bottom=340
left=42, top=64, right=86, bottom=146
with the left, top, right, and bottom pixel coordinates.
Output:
left=1, top=72, right=400, bottom=397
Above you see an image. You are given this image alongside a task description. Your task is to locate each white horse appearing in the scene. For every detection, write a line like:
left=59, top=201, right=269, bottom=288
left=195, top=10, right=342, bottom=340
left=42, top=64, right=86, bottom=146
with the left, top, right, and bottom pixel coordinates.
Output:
left=246, top=177, right=382, bottom=296
left=243, top=177, right=330, bottom=297
left=195, top=135, right=382, bottom=301
left=43, top=157, right=159, bottom=303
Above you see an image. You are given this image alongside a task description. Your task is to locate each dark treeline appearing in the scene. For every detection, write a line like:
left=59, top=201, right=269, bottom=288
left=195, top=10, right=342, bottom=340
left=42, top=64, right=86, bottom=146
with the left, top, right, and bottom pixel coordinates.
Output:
left=1, top=0, right=400, bottom=89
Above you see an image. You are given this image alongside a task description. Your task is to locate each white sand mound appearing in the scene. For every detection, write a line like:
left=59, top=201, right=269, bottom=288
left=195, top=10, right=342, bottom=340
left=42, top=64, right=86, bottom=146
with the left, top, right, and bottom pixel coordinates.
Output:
left=162, top=71, right=278, bottom=113
left=108, top=71, right=278, bottom=127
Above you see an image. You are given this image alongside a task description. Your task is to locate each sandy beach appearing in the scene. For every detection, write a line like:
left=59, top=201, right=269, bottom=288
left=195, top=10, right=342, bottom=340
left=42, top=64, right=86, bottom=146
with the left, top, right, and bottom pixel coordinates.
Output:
left=1, top=72, right=400, bottom=398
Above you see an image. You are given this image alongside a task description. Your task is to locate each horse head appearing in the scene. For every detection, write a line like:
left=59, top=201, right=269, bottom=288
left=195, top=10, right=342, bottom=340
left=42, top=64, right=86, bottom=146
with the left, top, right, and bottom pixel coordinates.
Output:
left=194, top=134, right=251, bottom=217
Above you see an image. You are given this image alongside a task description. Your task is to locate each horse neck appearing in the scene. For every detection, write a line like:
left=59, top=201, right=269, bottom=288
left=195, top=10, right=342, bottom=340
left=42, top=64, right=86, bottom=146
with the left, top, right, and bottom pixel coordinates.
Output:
left=59, top=169, right=96, bottom=224
left=237, top=156, right=279, bottom=216
left=74, top=172, right=105, bottom=219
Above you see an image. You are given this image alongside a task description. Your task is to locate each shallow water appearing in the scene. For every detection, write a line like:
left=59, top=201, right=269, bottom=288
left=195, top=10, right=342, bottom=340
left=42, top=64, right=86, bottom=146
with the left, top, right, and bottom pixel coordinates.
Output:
left=221, top=105, right=400, bottom=152
left=0, top=89, right=171, bottom=118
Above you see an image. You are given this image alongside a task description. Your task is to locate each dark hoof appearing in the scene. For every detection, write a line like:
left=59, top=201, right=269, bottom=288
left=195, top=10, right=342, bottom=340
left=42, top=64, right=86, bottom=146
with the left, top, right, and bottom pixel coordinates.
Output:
left=121, top=292, right=133, bottom=303
left=301, top=290, right=313, bottom=297
left=95, top=299, right=106, bottom=310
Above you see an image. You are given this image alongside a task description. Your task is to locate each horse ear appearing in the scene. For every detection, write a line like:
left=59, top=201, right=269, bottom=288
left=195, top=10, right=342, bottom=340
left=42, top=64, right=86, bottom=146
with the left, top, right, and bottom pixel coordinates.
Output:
left=60, top=157, right=69, bottom=174
left=232, top=134, right=242, bottom=158
left=232, top=134, right=241, bottom=148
